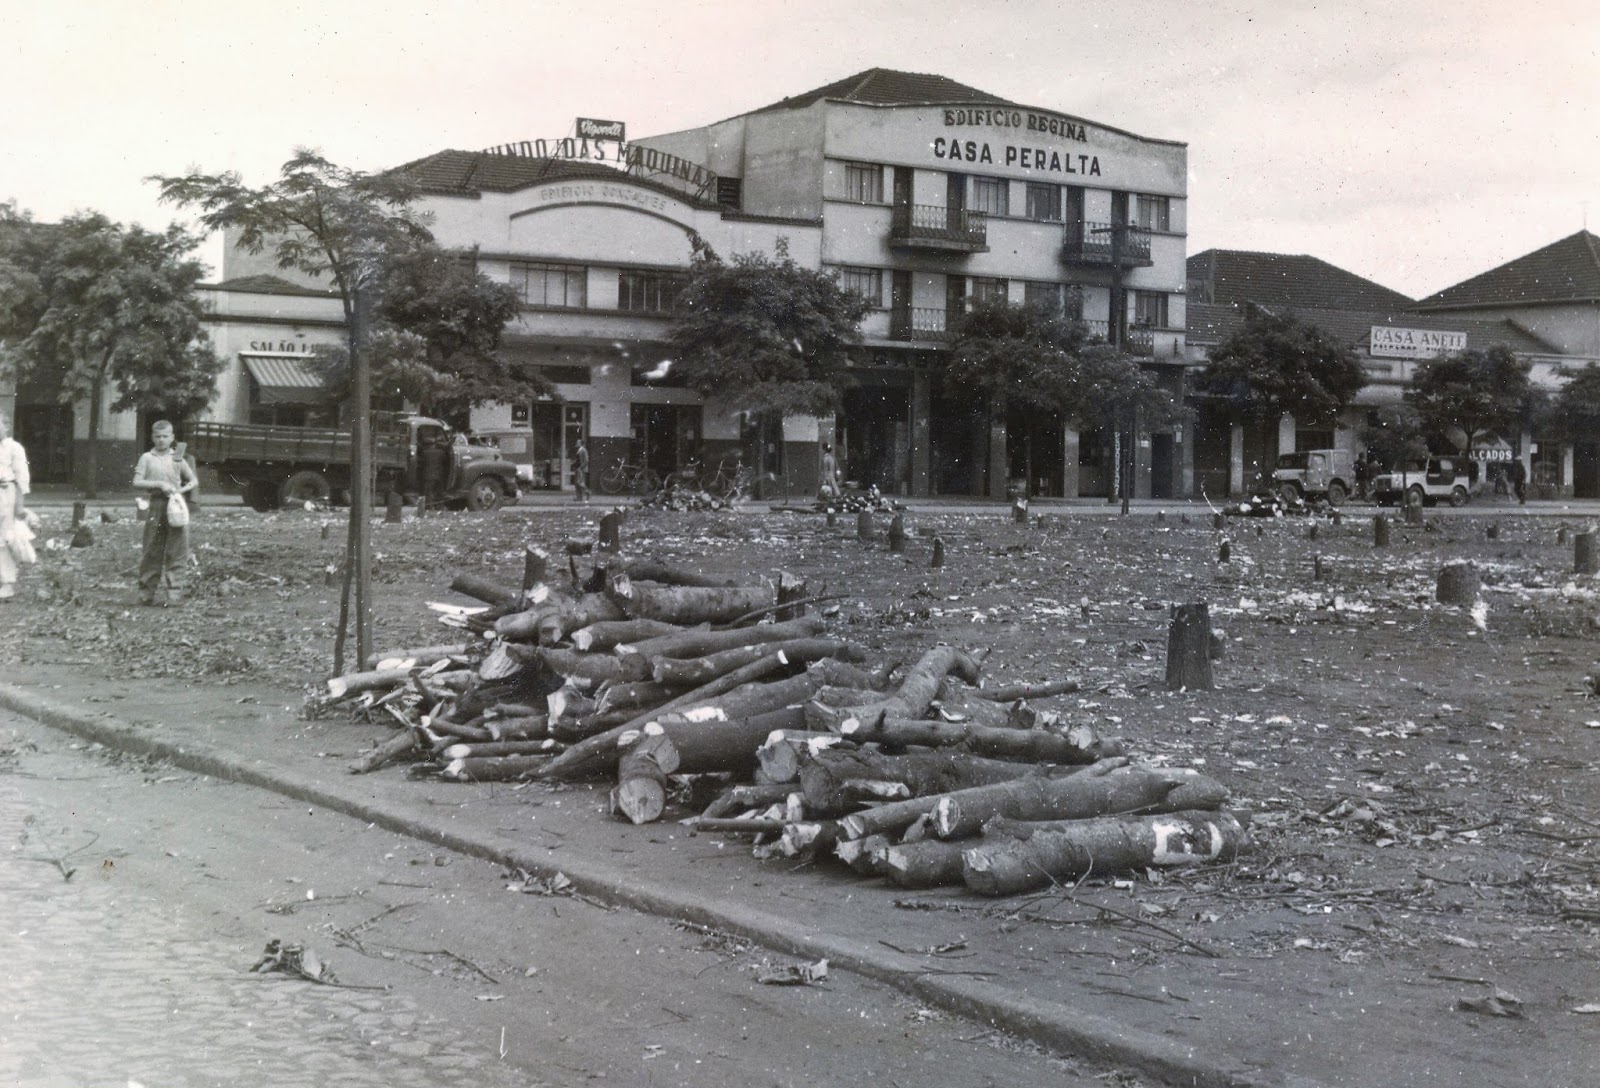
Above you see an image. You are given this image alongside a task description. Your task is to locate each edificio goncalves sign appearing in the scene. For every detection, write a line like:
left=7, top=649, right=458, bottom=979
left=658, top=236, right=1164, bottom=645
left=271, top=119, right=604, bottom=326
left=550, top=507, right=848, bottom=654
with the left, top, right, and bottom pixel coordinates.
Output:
left=1369, top=326, right=1467, bottom=359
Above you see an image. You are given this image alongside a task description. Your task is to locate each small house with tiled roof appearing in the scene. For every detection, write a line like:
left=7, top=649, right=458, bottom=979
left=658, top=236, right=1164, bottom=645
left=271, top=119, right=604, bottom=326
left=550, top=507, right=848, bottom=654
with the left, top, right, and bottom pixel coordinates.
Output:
left=1411, top=230, right=1600, bottom=356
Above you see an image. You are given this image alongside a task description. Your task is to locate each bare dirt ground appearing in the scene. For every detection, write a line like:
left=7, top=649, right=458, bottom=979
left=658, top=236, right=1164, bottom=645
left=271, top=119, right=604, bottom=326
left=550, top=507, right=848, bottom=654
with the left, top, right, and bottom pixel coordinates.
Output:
left=4, top=498, right=1598, bottom=1086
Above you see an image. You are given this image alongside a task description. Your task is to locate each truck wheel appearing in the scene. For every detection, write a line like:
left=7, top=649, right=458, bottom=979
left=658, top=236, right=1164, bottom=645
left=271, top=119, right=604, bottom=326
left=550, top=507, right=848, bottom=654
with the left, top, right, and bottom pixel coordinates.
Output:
left=1449, top=485, right=1470, bottom=507
left=1325, top=481, right=1347, bottom=506
left=244, top=479, right=279, bottom=512
left=280, top=471, right=331, bottom=507
left=1277, top=482, right=1302, bottom=505
left=466, top=477, right=503, bottom=512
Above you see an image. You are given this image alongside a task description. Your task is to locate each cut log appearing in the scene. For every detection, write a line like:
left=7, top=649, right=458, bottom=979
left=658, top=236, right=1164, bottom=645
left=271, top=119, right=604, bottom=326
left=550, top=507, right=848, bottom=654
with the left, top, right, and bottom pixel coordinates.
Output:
left=440, top=754, right=554, bottom=782
left=756, top=730, right=850, bottom=783
left=347, top=729, right=420, bottom=774
left=651, top=637, right=866, bottom=687
left=807, top=645, right=983, bottom=730
left=595, top=678, right=683, bottom=713
left=522, top=544, right=550, bottom=594
left=774, top=571, right=809, bottom=621
left=931, top=765, right=1229, bottom=840
left=638, top=705, right=810, bottom=778
left=1437, top=560, right=1481, bottom=605
left=931, top=678, right=1015, bottom=727
left=531, top=646, right=652, bottom=684
left=440, top=739, right=564, bottom=760
left=1165, top=602, right=1214, bottom=692
left=883, top=839, right=970, bottom=888
left=686, top=816, right=786, bottom=835
left=962, top=809, right=1249, bottom=896
left=326, top=666, right=413, bottom=700
left=618, top=558, right=742, bottom=589
left=364, top=644, right=471, bottom=670
left=449, top=573, right=521, bottom=607
left=610, top=729, right=677, bottom=824
left=496, top=593, right=625, bottom=645
left=834, top=834, right=893, bottom=876
left=570, top=618, right=682, bottom=652
left=700, top=782, right=796, bottom=821
left=475, top=714, right=551, bottom=741
left=619, top=616, right=823, bottom=659
left=840, top=717, right=1123, bottom=766
left=797, top=748, right=1039, bottom=815
left=608, top=574, right=774, bottom=625
left=777, top=820, right=839, bottom=859
left=975, top=678, right=1080, bottom=703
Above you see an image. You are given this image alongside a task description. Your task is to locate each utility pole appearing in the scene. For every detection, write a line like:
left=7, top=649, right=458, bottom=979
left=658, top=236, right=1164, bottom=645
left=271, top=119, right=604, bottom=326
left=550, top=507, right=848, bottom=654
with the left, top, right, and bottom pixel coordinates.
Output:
left=1095, top=221, right=1136, bottom=515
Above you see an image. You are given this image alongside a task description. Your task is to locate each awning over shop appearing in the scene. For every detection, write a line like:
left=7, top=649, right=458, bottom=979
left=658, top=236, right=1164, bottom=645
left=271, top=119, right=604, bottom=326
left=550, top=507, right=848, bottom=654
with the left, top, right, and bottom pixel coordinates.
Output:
left=242, top=353, right=328, bottom=404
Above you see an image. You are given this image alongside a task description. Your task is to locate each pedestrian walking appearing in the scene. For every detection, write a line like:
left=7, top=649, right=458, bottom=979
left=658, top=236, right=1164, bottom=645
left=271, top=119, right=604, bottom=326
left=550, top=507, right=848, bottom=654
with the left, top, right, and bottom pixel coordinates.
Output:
left=132, top=419, right=197, bottom=606
left=0, top=412, right=33, bottom=602
left=419, top=432, right=450, bottom=509
left=573, top=441, right=590, bottom=502
left=818, top=443, right=840, bottom=501
left=1511, top=458, right=1527, bottom=504
left=1354, top=454, right=1372, bottom=502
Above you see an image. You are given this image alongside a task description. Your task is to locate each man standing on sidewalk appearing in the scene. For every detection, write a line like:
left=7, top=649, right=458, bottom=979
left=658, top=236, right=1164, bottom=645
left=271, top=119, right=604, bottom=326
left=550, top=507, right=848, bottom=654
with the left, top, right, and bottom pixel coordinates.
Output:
left=573, top=441, right=590, bottom=503
left=1512, top=458, right=1527, bottom=504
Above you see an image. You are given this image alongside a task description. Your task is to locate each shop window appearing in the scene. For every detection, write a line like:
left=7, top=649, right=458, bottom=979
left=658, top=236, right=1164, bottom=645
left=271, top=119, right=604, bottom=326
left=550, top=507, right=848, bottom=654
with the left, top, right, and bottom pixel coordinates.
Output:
left=971, top=176, right=1008, bottom=216
left=836, top=267, right=883, bottom=307
left=1133, top=290, right=1169, bottom=328
left=843, top=162, right=883, bottom=204
left=617, top=270, right=685, bottom=313
left=1025, top=182, right=1061, bottom=222
left=513, top=262, right=587, bottom=308
left=1134, top=194, right=1170, bottom=231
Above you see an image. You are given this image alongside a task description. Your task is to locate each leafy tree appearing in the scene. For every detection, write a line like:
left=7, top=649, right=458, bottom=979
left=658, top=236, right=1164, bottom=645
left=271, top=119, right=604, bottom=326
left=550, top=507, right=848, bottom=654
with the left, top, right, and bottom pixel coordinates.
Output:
left=1356, top=403, right=1429, bottom=469
left=1406, top=344, right=1537, bottom=454
left=1542, top=361, right=1600, bottom=443
left=0, top=206, right=223, bottom=496
left=1195, top=309, right=1366, bottom=429
left=667, top=238, right=868, bottom=417
left=305, top=244, right=541, bottom=419
left=152, top=149, right=435, bottom=671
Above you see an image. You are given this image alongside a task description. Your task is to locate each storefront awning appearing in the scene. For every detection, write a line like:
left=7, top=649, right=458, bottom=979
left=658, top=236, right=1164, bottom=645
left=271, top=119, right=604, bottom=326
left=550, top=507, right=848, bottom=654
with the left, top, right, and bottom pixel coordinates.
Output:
left=242, top=353, right=328, bottom=404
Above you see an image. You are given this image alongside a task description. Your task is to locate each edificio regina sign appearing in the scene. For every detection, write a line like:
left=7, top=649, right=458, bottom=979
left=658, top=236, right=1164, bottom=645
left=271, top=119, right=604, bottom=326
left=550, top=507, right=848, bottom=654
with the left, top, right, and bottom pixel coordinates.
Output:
left=482, top=137, right=717, bottom=202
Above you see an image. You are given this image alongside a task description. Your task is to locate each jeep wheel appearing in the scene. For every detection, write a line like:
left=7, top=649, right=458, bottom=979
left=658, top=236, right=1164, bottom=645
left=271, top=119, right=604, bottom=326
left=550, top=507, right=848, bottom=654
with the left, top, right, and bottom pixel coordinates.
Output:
left=466, top=477, right=503, bottom=512
left=1448, top=485, right=1470, bottom=508
left=1326, top=481, right=1348, bottom=506
left=1406, top=484, right=1427, bottom=508
left=1278, top=482, right=1303, bottom=506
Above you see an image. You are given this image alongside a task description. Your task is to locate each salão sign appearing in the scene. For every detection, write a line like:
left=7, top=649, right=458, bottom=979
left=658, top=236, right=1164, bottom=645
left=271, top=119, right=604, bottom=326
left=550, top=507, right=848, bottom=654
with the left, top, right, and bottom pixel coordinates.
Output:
left=1369, top=326, right=1467, bottom=359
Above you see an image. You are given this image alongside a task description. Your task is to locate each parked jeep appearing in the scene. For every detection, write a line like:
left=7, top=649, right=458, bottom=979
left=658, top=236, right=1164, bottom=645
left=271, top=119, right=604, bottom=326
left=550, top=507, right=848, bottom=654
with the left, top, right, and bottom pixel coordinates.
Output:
left=1272, top=448, right=1355, bottom=506
left=1371, top=456, right=1471, bottom=508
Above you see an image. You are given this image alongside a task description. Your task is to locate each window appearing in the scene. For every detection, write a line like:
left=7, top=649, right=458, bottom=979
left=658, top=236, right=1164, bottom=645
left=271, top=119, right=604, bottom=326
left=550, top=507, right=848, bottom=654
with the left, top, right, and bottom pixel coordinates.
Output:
left=843, top=162, right=883, bottom=203
left=836, top=267, right=883, bottom=307
left=1024, top=282, right=1084, bottom=319
left=1134, top=194, right=1170, bottom=231
left=514, top=262, right=586, bottom=308
left=716, top=176, right=743, bottom=210
left=971, top=277, right=1009, bottom=305
left=1133, top=291, right=1169, bottom=328
left=537, top=365, right=591, bottom=385
left=1025, top=182, right=1061, bottom=222
left=971, top=176, right=1008, bottom=216
left=617, top=270, right=685, bottom=313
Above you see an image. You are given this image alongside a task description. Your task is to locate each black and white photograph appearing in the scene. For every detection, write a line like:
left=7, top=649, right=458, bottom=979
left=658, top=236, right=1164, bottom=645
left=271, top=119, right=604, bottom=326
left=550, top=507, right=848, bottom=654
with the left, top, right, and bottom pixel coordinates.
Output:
left=1, top=2, right=1597, bottom=1085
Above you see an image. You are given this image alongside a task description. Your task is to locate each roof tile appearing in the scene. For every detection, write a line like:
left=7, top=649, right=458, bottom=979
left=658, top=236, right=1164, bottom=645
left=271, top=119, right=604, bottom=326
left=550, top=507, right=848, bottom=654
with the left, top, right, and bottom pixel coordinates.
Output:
left=1413, top=231, right=1600, bottom=309
left=1188, top=249, right=1414, bottom=311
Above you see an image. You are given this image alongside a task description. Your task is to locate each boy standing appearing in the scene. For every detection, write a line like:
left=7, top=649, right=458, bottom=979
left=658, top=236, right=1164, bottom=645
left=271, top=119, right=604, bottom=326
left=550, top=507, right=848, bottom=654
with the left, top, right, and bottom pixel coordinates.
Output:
left=132, top=420, right=197, bottom=606
left=0, top=412, right=31, bottom=601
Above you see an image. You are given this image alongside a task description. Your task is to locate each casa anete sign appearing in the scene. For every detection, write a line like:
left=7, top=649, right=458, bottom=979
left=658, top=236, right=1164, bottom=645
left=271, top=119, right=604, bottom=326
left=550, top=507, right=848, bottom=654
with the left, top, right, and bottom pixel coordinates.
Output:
left=1369, top=326, right=1467, bottom=359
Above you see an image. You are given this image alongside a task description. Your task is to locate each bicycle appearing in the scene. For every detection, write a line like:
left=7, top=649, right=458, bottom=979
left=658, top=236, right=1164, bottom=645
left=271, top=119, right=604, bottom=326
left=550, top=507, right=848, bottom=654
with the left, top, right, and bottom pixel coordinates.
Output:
left=706, top=456, right=757, bottom=502
left=596, top=457, right=661, bottom=496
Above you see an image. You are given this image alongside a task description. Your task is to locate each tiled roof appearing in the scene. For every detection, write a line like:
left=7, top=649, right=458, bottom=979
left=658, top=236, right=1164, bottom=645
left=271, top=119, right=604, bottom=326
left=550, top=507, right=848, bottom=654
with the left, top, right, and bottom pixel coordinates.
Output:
left=746, top=68, right=1014, bottom=114
left=1413, top=231, right=1600, bottom=310
left=1186, top=300, right=1559, bottom=355
left=1188, top=249, right=1414, bottom=312
left=209, top=274, right=335, bottom=297
left=390, top=150, right=638, bottom=197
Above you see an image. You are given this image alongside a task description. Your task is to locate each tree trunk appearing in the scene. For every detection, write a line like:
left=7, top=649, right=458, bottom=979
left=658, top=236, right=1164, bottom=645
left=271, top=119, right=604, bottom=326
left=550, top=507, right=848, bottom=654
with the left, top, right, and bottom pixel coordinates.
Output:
left=1165, top=602, right=1214, bottom=691
left=595, top=678, right=683, bottom=713
left=930, top=764, right=1229, bottom=840
left=607, top=574, right=773, bottom=625
left=757, top=730, right=850, bottom=784
left=808, top=646, right=983, bottom=731
left=651, top=637, right=865, bottom=688
left=774, top=571, right=809, bottom=621
left=617, top=558, right=742, bottom=588
left=835, top=761, right=1111, bottom=841
left=961, top=809, right=1248, bottom=896
left=834, top=834, right=893, bottom=876
left=347, top=728, right=420, bottom=775
left=699, top=781, right=795, bottom=821
left=449, top=573, right=521, bottom=607
left=975, top=678, right=1080, bottom=702
left=931, top=677, right=1015, bottom=727
left=571, top=618, right=683, bottom=652
left=840, top=717, right=1124, bottom=766
left=363, top=644, right=470, bottom=669
left=84, top=373, right=104, bottom=498
left=883, top=839, right=970, bottom=888
left=620, top=616, right=824, bottom=659
left=610, top=729, right=677, bottom=824
left=797, top=748, right=1039, bottom=816
left=440, top=754, right=555, bottom=782
left=440, top=739, right=563, bottom=760
left=641, top=705, right=809, bottom=778
left=531, top=646, right=652, bottom=684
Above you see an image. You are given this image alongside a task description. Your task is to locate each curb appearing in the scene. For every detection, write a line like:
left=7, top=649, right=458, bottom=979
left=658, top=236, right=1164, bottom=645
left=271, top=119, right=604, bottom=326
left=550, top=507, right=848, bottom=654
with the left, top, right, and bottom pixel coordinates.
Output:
left=0, top=680, right=1320, bottom=1088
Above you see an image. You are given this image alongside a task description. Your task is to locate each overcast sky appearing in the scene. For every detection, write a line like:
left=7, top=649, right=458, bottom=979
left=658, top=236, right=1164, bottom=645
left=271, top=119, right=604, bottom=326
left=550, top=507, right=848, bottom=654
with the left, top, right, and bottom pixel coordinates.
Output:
left=4, top=0, right=1596, bottom=300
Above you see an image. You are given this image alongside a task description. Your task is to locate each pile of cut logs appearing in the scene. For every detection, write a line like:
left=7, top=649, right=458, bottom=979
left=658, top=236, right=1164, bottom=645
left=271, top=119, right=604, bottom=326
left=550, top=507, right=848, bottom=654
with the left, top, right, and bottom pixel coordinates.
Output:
left=326, top=544, right=1247, bottom=897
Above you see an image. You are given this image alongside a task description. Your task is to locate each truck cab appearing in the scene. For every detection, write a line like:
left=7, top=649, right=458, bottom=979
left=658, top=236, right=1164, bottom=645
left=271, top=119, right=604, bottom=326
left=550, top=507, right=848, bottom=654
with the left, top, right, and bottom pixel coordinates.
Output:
left=1272, top=448, right=1355, bottom=506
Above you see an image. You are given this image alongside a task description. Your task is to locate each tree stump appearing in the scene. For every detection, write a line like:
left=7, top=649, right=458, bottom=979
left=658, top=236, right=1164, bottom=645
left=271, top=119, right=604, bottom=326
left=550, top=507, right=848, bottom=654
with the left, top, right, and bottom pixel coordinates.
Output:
left=1486, top=523, right=1500, bottom=540
left=857, top=509, right=874, bottom=542
left=1374, top=515, right=1390, bottom=547
left=71, top=501, right=87, bottom=528
left=1577, top=531, right=1599, bottom=575
left=1156, top=510, right=1166, bottom=523
left=523, top=545, right=550, bottom=592
left=1558, top=526, right=1569, bottom=545
left=1213, top=512, right=1225, bottom=530
left=598, top=510, right=621, bottom=553
left=930, top=536, right=945, bottom=569
left=1165, top=602, right=1215, bottom=691
left=1437, top=560, right=1480, bottom=605
left=321, top=522, right=331, bottom=541
left=1307, top=523, right=1319, bottom=541
left=1403, top=495, right=1424, bottom=525
left=1331, top=510, right=1343, bottom=527
left=1313, top=554, right=1324, bottom=581
left=887, top=513, right=906, bottom=554
left=1208, top=628, right=1226, bottom=660
left=1218, top=540, right=1231, bottom=563
left=825, top=509, right=836, bottom=527
left=775, top=571, right=809, bottom=621
left=1012, top=497, right=1028, bottom=523
left=385, top=490, right=403, bottom=524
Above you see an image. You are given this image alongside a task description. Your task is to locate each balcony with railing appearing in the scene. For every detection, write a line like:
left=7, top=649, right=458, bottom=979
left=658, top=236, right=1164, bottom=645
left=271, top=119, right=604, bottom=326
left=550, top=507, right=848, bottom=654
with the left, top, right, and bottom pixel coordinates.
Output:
left=1124, top=326, right=1156, bottom=356
left=888, top=306, right=954, bottom=343
left=1060, top=221, right=1153, bottom=267
left=888, top=204, right=989, bottom=252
